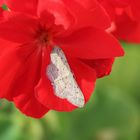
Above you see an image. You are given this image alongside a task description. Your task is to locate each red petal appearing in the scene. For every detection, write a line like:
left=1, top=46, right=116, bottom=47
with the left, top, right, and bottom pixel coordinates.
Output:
left=5, top=0, right=38, bottom=16
left=0, top=0, right=4, bottom=5
left=99, top=0, right=140, bottom=43
left=0, top=41, right=42, bottom=100
left=0, top=39, right=19, bottom=100
left=0, top=40, right=49, bottom=118
left=37, top=0, right=110, bottom=32
left=82, top=58, right=115, bottom=78
left=0, top=7, right=3, bottom=17
left=55, top=27, right=124, bottom=59
left=0, top=11, right=38, bottom=43
left=36, top=48, right=96, bottom=111
left=13, top=93, right=49, bottom=118
left=61, top=0, right=111, bottom=30
left=113, top=12, right=140, bottom=43
left=131, top=0, right=140, bottom=19
left=37, top=0, right=75, bottom=29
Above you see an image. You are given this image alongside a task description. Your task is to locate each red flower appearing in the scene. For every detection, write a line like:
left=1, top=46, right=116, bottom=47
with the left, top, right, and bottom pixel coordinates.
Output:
left=0, top=0, right=124, bottom=118
left=99, top=0, right=140, bottom=43
left=0, top=0, right=3, bottom=5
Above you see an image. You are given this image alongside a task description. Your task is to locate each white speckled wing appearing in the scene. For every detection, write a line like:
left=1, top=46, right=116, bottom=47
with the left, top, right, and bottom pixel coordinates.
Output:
left=47, top=47, right=85, bottom=108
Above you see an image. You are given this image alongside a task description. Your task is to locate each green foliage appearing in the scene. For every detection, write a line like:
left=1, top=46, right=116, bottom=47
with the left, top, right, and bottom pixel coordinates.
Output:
left=0, top=43, right=140, bottom=140
left=1, top=4, right=8, bottom=10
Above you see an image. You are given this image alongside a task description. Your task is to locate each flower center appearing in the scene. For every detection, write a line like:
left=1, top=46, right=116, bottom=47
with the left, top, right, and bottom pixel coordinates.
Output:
left=39, top=32, right=50, bottom=45
left=36, top=26, right=52, bottom=47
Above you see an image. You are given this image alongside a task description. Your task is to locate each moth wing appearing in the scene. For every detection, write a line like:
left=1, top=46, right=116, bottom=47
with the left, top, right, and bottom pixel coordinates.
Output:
left=63, top=74, right=85, bottom=108
left=47, top=47, right=85, bottom=107
left=50, top=47, right=70, bottom=78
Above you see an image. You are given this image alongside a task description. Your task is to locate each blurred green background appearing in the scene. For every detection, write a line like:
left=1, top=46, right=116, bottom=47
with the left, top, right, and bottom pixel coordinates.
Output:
left=0, top=43, right=140, bottom=140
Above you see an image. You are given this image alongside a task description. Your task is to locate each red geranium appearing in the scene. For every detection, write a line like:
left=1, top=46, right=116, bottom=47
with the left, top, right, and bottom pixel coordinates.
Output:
left=0, top=0, right=3, bottom=5
left=99, top=0, right=140, bottom=43
left=0, top=0, right=124, bottom=118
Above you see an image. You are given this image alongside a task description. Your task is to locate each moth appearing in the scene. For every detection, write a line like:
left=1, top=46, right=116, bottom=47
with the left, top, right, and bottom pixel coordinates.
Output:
left=47, top=47, right=85, bottom=108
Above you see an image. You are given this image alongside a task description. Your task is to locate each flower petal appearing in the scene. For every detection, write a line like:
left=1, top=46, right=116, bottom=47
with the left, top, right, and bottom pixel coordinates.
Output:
left=98, top=0, right=140, bottom=43
left=0, top=39, right=21, bottom=100
left=55, top=27, right=124, bottom=59
left=0, top=11, right=39, bottom=43
left=36, top=48, right=96, bottom=111
left=0, top=7, right=3, bottom=17
left=37, top=0, right=75, bottom=30
left=0, top=40, right=49, bottom=118
left=61, top=0, right=111, bottom=30
left=0, top=0, right=4, bottom=5
left=113, top=13, right=140, bottom=43
left=82, top=58, right=115, bottom=78
left=37, top=0, right=110, bottom=31
left=4, top=0, right=38, bottom=16
left=131, top=0, right=140, bottom=19
left=13, top=93, right=49, bottom=118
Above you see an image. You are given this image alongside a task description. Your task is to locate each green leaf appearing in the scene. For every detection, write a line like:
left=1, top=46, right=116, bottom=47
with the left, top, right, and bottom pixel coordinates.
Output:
left=1, top=4, right=8, bottom=10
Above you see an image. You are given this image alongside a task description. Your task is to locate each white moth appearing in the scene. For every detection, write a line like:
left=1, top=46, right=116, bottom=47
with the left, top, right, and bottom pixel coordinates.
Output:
left=47, top=47, right=85, bottom=108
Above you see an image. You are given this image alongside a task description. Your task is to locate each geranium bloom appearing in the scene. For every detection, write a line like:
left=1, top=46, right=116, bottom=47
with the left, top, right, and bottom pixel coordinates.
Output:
left=98, top=0, right=140, bottom=43
left=0, top=0, right=3, bottom=5
left=0, top=0, right=124, bottom=118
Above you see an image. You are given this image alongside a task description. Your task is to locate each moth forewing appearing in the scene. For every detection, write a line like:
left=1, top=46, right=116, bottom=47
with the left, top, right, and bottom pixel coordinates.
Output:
left=47, top=47, right=85, bottom=108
